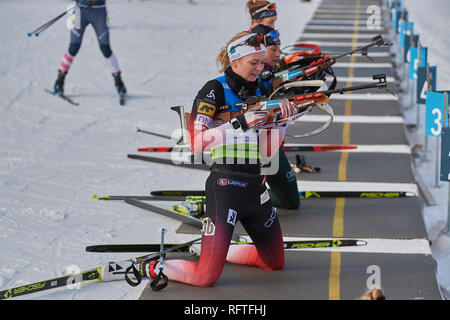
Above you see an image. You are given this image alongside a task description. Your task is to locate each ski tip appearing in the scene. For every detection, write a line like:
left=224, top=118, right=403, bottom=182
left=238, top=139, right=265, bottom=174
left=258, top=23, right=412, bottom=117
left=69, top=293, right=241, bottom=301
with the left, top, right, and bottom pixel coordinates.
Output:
left=27, top=33, right=32, bottom=37
left=92, top=195, right=110, bottom=200
left=35, top=32, right=39, bottom=37
left=356, top=240, right=368, bottom=246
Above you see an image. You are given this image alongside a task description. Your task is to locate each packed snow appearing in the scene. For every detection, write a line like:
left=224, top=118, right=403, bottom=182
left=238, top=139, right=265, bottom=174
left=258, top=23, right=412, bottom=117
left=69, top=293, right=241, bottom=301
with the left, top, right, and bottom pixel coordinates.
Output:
left=0, top=0, right=448, bottom=300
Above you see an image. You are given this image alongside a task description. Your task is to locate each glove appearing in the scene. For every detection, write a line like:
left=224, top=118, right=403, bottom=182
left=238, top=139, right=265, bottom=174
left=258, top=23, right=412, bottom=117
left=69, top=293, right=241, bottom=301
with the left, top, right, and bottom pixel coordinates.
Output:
left=279, top=98, right=298, bottom=119
left=229, top=110, right=270, bottom=134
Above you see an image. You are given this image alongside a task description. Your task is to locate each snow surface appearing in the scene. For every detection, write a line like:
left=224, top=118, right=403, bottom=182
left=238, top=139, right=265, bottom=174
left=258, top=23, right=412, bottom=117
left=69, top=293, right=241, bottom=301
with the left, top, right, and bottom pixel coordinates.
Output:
left=0, top=0, right=448, bottom=300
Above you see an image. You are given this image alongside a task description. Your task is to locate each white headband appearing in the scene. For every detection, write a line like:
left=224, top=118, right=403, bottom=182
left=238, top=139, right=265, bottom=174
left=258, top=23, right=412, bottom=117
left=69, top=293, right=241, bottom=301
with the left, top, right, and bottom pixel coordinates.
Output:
left=227, top=33, right=266, bottom=62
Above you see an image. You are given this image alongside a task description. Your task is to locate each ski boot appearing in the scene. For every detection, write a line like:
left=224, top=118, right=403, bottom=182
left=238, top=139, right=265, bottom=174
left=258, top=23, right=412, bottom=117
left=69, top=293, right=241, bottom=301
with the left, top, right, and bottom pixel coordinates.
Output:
left=171, top=196, right=206, bottom=218
left=113, top=71, right=127, bottom=105
left=53, top=70, right=67, bottom=94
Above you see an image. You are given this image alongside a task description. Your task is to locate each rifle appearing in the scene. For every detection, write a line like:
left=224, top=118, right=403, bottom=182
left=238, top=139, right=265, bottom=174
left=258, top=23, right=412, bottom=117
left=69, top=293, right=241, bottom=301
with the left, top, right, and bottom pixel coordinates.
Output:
left=262, top=35, right=392, bottom=90
left=239, top=73, right=390, bottom=111
left=236, top=73, right=392, bottom=138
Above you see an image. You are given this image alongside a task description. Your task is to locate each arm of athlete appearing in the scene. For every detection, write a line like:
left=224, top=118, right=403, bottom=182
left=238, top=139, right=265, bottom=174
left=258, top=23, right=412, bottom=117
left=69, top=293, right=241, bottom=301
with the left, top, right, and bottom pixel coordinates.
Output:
left=188, top=80, right=271, bottom=154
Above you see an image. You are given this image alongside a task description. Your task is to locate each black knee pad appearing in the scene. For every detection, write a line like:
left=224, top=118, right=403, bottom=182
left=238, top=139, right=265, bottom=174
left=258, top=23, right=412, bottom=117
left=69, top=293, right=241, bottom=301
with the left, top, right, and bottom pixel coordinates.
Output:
left=99, top=44, right=112, bottom=58
left=68, top=42, right=81, bottom=56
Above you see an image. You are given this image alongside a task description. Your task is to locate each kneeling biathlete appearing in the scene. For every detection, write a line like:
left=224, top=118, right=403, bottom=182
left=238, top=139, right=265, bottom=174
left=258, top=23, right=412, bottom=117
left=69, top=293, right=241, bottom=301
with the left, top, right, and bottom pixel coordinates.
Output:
left=145, top=32, right=304, bottom=287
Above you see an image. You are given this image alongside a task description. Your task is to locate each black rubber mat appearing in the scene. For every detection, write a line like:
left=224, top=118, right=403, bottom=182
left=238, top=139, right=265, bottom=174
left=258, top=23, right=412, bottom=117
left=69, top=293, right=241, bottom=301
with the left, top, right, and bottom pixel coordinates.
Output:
left=139, top=250, right=440, bottom=300
left=313, top=99, right=402, bottom=116
left=286, top=152, right=415, bottom=183
left=284, top=123, right=410, bottom=145
left=302, top=28, right=388, bottom=35
left=339, top=253, right=441, bottom=300
left=332, top=67, right=394, bottom=77
left=176, top=197, right=426, bottom=239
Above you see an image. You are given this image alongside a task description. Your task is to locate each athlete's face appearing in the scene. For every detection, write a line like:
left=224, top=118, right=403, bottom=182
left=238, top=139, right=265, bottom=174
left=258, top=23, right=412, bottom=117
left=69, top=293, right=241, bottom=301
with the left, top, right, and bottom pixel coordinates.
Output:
left=253, top=16, right=277, bottom=29
left=231, top=51, right=266, bottom=82
left=265, top=45, right=281, bottom=68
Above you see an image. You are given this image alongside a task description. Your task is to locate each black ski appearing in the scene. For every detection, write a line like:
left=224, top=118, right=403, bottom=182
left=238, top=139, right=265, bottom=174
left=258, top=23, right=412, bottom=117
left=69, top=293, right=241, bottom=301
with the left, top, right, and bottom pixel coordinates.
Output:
left=44, top=88, right=79, bottom=106
left=86, top=238, right=367, bottom=253
left=150, top=190, right=416, bottom=199
left=86, top=243, right=192, bottom=253
left=124, top=198, right=204, bottom=229
left=151, top=190, right=205, bottom=197
left=92, top=194, right=187, bottom=201
left=127, top=154, right=209, bottom=171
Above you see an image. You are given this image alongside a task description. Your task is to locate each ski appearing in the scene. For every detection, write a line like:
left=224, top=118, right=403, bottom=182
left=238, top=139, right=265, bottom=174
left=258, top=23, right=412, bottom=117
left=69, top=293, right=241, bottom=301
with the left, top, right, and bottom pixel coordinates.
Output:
left=127, top=154, right=209, bottom=171
left=86, top=238, right=367, bottom=253
left=124, top=198, right=204, bottom=229
left=151, top=190, right=205, bottom=197
left=86, top=239, right=367, bottom=253
left=86, top=243, right=193, bottom=253
left=0, top=237, right=200, bottom=300
left=299, top=191, right=416, bottom=198
left=138, top=147, right=178, bottom=152
left=136, top=144, right=358, bottom=153
left=150, top=190, right=416, bottom=199
left=92, top=194, right=186, bottom=201
left=44, top=88, right=79, bottom=106
left=0, top=267, right=100, bottom=300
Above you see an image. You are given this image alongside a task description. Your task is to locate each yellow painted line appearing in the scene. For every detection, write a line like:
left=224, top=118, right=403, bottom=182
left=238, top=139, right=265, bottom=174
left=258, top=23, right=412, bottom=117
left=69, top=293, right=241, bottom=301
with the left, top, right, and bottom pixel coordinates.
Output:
left=328, top=0, right=360, bottom=301
left=328, top=251, right=341, bottom=300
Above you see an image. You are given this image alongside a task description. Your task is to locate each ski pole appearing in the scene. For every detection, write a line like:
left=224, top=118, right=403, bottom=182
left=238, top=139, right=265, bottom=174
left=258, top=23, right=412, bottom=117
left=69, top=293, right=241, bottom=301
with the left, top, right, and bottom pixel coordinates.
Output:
left=27, top=0, right=86, bottom=37
left=151, top=228, right=169, bottom=291
left=136, top=127, right=177, bottom=141
left=28, top=12, right=66, bottom=37
left=124, top=237, right=201, bottom=287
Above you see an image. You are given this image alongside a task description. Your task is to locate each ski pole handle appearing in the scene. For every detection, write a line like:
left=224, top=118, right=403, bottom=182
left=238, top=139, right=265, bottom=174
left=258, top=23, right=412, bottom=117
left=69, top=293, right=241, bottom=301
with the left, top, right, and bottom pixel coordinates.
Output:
left=124, top=259, right=142, bottom=287
left=27, top=0, right=87, bottom=37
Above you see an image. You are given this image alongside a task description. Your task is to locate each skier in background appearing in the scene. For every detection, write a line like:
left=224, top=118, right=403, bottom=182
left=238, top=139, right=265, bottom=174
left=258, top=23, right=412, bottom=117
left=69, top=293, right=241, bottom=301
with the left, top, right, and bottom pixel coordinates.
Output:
left=247, top=1, right=301, bottom=210
left=53, top=0, right=126, bottom=100
left=246, top=0, right=277, bottom=29
left=250, top=23, right=300, bottom=210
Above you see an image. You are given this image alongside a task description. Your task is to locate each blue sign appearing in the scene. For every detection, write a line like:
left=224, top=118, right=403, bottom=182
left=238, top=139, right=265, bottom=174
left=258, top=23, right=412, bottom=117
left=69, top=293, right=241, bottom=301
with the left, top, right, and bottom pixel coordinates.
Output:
left=441, top=128, right=450, bottom=182
left=400, top=21, right=413, bottom=48
left=404, top=34, right=418, bottom=63
left=409, top=47, right=427, bottom=80
left=426, top=91, right=449, bottom=137
left=393, top=8, right=407, bottom=33
left=395, top=9, right=408, bottom=33
left=417, top=66, right=437, bottom=104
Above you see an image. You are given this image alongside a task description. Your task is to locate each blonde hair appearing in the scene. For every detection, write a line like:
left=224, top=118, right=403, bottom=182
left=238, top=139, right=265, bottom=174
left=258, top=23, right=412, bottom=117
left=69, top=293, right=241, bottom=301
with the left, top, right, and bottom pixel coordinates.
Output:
left=246, top=0, right=271, bottom=11
left=216, top=31, right=251, bottom=73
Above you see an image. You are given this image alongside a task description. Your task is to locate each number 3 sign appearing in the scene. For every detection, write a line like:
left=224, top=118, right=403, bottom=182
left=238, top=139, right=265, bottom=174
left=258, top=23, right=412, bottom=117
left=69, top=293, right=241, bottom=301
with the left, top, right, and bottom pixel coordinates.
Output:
left=426, top=91, right=449, bottom=137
